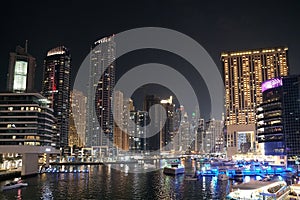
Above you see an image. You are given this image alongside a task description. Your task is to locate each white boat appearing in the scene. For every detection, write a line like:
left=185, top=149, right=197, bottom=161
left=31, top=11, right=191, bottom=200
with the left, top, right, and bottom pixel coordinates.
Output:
left=289, top=184, right=300, bottom=199
left=1, top=178, right=28, bottom=191
left=163, top=163, right=185, bottom=175
left=226, top=179, right=290, bottom=200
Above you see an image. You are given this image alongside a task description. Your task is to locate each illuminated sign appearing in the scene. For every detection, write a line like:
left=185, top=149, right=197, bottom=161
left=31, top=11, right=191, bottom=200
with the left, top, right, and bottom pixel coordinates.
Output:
left=261, top=78, right=282, bottom=92
left=13, top=61, right=28, bottom=91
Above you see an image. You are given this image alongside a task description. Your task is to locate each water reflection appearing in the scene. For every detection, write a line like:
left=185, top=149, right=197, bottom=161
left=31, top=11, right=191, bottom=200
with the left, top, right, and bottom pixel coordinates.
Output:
left=3, top=163, right=294, bottom=200
left=41, top=184, right=53, bottom=200
left=16, top=189, right=21, bottom=200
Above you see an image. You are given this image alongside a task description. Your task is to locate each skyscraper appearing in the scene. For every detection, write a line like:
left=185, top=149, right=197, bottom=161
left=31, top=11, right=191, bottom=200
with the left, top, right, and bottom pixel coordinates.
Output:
left=160, top=96, right=175, bottom=151
left=128, top=111, right=149, bottom=152
left=179, top=112, right=191, bottom=153
left=42, top=46, right=71, bottom=148
left=221, top=47, right=289, bottom=157
left=172, top=106, right=184, bottom=152
left=120, top=98, right=133, bottom=151
left=7, top=44, right=36, bottom=93
left=69, top=89, right=87, bottom=147
left=113, top=91, right=130, bottom=151
left=195, top=118, right=205, bottom=153
left=86, top=35, right=115, bottom=147
left=257, top=76, right=300, bottom=163
left=143, top=95, right=161, bottom=151
left=203, top=118, right=224, bottom=153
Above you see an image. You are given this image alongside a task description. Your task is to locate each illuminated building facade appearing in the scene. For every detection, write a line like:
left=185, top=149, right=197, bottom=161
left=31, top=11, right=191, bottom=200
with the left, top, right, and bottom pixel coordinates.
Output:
left=195, top=118, right=205, bottom=153
left=128, top=111, right=148, bottom=152
left=179, top=112, right=191, bottom=153
left=171, top=106, right=183, bottom=152
left=113, top=91, right=123, bottom=150
left=7, top=45, right=36, bottom=93
left=0, top=93, right=56, bottom=147
left=160, top=96, right=175, bottom=151
left=143, top=95, right=161, bottom=151
left=113, top=91, right=130, bottom=151
left=69, top=89, right=87, bottom=147
left=68, top=117, right=78, bottom=147
left=121, top=98, right=133, bottom=151
left=203, top=118, right=224, bottom=153
left=42, top=46, right=71, bottom=148
left=257, top=76, right=300, bottom=160
left=222, top=47, right=289, bottom=157
left=86, top=35, right=115, bottom=147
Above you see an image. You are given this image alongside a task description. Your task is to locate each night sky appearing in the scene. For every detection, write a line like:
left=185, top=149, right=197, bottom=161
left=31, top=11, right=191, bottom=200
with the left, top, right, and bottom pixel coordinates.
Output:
left=1, top=0, right=300, bottom=120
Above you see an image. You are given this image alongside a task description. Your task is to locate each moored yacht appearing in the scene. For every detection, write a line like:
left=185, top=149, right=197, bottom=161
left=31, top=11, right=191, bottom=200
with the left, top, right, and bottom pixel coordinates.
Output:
left=226, top=179, right=290, bottom=200
left=289, top=184, right=300, bottom=199
left=163, top=163, right=185, bottom=175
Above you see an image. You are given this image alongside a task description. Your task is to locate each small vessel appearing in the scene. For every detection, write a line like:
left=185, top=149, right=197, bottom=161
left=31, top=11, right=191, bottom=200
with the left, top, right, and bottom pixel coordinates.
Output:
left=163, top=162, right=185, bottom=175
left=289, top=183, right=300, bottom=199
left=1, top=178, right=28, bottom=191
left=226, top=179, right=290, bottom=200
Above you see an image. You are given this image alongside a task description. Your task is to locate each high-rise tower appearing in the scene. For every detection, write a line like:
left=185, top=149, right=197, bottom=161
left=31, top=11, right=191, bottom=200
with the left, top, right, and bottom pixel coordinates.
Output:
left=86, top=35, right=115, bottom=147
left=69, top=89, right=87, bottom=147
left=143, top=95, right=161, bottom=151
left=257, top=76, right=300, bottom=162
left=42, top=46, right=71, bottom=148
left=221, top=47, right=289, bottom=157
left=7, top=44, right=36, bottom=93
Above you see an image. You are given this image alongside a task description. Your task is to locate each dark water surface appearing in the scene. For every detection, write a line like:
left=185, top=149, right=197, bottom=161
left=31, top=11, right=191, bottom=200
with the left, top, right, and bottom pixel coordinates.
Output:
left=0, top=163, right=230, bottom=200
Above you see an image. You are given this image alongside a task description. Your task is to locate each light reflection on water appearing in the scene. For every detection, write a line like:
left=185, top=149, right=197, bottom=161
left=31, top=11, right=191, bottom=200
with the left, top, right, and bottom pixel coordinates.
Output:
left=0, top=163, right=231, bottom=200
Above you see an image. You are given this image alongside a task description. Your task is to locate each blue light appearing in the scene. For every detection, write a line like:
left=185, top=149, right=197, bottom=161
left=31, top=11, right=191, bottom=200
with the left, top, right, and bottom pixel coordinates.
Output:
left=267, top=167, right=272, bottom=171
left=277, top=167, right=282, bottom=171
left=244, top=176, right=250, bottom=183
left=287, top=167, right=293, bottom=172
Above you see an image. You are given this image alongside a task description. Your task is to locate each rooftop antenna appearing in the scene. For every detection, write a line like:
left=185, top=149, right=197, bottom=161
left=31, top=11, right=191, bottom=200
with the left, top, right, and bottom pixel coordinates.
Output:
left=25, top=40, right=28, bottom=53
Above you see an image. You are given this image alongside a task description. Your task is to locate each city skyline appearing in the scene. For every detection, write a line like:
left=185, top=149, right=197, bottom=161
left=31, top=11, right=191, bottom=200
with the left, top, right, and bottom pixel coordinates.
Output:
left=1, top=1, right=300, bottom=121
left=1, top=2, right=300, bottom=199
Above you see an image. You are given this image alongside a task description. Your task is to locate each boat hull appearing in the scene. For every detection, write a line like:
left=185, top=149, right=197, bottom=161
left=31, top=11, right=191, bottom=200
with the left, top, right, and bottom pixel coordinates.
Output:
left=163, top=167, right=185, bottom=175
left=2, top=183, right=28, bottom=191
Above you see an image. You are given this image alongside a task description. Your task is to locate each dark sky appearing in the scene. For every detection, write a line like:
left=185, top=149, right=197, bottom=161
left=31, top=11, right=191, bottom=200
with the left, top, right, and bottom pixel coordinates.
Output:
left=1, top=0, right=300, bottom=120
